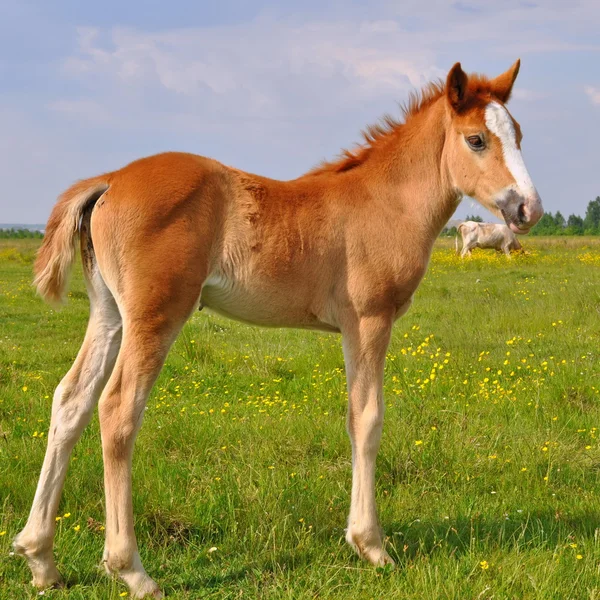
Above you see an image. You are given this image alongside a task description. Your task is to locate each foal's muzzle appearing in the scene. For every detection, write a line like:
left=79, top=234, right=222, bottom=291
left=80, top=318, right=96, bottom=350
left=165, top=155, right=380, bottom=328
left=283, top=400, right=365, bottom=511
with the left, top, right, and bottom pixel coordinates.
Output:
left=496, top=188, right=543, bottom=234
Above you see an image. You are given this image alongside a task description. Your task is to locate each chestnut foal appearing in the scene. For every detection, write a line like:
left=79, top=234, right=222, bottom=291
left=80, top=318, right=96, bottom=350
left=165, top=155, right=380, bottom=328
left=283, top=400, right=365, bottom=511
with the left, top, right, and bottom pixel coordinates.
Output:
left=15, top=61, right=542, bottom=597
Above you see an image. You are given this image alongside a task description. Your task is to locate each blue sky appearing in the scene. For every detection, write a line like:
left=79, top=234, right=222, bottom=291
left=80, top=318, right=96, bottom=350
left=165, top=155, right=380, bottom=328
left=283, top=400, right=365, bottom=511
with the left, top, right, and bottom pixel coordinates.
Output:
left=1, top=0, right=599, bottom=223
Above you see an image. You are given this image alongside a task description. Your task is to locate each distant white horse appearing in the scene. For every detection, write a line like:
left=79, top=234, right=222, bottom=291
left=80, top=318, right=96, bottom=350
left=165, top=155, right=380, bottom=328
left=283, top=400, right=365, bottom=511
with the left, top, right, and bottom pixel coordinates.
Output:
left=456, top=221, right=523, bottom=257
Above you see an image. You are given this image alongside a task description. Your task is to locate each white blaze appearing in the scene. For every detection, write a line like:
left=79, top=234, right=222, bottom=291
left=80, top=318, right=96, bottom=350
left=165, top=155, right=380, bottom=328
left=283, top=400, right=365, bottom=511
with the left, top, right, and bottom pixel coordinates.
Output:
left=484, top=101, right=537, bottom=198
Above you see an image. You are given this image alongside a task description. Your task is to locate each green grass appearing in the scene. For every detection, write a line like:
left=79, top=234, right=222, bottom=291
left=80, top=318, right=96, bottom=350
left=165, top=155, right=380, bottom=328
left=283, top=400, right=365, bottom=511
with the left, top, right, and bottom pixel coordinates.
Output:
left=2, top=237, right=600, bottom=599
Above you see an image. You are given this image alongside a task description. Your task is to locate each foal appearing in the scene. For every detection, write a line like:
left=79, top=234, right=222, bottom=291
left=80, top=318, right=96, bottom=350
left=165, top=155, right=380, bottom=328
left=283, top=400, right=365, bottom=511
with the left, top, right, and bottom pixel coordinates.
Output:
left=15, top=61, right=542, bottom=598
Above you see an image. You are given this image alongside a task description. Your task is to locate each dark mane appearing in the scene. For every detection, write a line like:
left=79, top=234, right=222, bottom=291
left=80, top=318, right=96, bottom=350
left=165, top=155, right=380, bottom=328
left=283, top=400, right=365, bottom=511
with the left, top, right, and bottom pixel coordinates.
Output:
left=307, top=75, right=492, bottom=176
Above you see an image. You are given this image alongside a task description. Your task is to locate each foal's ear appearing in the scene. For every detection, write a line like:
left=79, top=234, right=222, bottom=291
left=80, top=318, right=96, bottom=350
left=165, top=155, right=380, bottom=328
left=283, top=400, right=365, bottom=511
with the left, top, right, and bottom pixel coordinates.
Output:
left=490, top=59, right=521, bottom=103
left=446, top=62, right=469, bottom=112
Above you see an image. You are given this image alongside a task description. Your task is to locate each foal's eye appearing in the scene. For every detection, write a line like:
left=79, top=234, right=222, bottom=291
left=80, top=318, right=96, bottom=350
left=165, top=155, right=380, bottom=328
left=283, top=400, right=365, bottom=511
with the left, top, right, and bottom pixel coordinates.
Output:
left=466, top=135, right=485, bottom=151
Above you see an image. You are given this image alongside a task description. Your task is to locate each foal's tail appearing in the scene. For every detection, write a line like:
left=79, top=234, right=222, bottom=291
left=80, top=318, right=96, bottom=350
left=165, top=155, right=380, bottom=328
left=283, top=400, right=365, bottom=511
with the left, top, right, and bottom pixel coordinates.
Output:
left=34, top=178, right=109, bottom=305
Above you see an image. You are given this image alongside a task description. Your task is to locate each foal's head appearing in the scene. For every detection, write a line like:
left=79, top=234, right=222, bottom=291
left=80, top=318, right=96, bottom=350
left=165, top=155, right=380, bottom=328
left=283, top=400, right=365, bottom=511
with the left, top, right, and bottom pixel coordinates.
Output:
left=443, top=61, right=543, bottom=233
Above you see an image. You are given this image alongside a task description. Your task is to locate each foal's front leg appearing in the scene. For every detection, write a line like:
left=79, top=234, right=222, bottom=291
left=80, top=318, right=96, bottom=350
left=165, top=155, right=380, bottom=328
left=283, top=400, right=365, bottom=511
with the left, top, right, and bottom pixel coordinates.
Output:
left=342, top=314, right=394, bottom=566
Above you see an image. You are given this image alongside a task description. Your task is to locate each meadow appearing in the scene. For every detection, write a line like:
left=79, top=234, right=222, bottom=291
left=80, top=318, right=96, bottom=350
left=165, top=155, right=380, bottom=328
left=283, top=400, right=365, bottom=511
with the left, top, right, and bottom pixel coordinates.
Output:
left=2, top=236, right=600, bottom=599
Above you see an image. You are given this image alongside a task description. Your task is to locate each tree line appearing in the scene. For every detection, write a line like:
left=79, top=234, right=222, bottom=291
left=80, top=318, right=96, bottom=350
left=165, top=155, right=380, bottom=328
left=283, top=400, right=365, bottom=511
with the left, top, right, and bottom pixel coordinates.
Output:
left=529, top=196, right=600, bottom=235
left=527, top=196, right=600, bottom=236
left=0, top=228, right=44, bottom=239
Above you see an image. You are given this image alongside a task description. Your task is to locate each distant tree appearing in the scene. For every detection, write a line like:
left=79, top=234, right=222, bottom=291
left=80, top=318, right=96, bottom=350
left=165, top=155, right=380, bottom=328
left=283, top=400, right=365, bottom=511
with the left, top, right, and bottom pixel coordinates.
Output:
left=554, top=211, right=566, bottom=229
left=530, top=213, right=559, bottom=236
left=566, top=214, right=584, bottom=235
left=439, top=224, right=458, bottom=237
left=584, top=197, right=600, bottom=234
left=464, top=214, right=483, bottom=222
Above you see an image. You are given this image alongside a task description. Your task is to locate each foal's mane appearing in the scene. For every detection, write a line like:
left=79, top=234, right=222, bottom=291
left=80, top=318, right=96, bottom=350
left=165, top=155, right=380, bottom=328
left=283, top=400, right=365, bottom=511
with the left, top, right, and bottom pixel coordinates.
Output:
left=308, top=74, right=492, bottom=176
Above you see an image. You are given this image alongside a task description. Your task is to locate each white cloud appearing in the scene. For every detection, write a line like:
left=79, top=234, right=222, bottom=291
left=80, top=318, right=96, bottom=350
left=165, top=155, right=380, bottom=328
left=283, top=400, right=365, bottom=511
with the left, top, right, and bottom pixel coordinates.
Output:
left=54, top=2, right=600, bottom=133
left=585, top=86, right=600, bottom=105
left=61, top=20, right=441, bottom=119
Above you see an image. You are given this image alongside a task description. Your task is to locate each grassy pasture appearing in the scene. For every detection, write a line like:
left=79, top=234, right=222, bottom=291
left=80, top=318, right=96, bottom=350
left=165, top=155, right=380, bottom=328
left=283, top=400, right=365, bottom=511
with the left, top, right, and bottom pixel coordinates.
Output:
left=2, top=236, right=600, bottom=599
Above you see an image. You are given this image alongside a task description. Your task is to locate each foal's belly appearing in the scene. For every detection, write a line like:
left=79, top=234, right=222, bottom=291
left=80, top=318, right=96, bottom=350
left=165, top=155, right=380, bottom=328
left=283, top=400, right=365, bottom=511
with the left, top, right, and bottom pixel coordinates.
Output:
left=199, top=273, right=339, bottom=332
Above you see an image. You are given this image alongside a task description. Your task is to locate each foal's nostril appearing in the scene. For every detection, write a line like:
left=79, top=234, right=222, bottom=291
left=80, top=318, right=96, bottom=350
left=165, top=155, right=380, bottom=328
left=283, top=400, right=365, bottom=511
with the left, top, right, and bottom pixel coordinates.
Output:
left=517, top=203, right=527, bottom=224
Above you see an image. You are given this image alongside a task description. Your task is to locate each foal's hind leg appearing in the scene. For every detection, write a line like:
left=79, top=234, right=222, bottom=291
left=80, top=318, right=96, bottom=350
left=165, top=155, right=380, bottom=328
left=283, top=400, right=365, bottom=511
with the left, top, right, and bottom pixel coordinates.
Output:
left=96, top=324, right=172, bottom=598
left=14, top=272, right=121, bottom=588
left=97, top=289, right=203, bottom=598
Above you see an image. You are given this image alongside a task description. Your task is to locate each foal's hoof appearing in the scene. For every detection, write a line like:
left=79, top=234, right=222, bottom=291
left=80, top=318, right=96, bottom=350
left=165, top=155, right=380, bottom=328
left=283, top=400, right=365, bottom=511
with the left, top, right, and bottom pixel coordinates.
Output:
left=361, top=545, right=395, bottom=568
left=102, top=549, right=162, bottom=599
left=131, top=578, right=163, bottom=599
left=33, top=578, right=65, bottom=591
left=346, top=529, right=395, bottom=567
left=116, top=570, right=162, bottom=599
left=374, top=548, right=395, bottom=567
left=13, top=536, right=63, bottom=590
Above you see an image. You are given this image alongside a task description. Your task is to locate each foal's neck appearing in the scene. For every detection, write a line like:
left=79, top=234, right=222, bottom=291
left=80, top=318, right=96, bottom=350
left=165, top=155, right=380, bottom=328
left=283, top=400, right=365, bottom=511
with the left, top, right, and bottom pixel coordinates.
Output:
left=360, top=98, right=459, bottom=241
